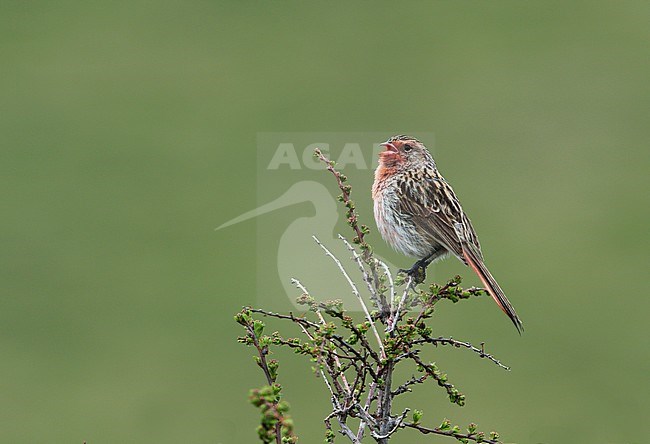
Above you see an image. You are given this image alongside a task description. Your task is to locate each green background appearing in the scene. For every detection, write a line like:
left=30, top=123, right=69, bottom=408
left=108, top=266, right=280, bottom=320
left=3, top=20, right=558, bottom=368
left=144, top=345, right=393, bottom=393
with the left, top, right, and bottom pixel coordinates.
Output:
left=2, top=1, right=649, bottom=443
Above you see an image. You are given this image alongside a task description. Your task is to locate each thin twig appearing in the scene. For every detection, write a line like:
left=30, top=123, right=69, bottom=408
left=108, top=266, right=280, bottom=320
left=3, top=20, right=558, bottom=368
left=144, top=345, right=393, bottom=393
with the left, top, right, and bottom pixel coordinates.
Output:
left=337, top=415, right=362, bottom=443
left=412, top=336, right=510, bottom=371
left=403, top=422, right=500, bottom=444
left=338, top=234, right=381, bottom=312
left=312, top=235, right=386, bottom=359
left=249, top=307, right=374, bottom=371
left=356, top=380, right=377, bottom=441
left=243, top=320, right=286, bottom=443
left=408, top=353, right=465, bottom=406
left=353, top=402, right=378, bottom=429
left=387, top=276, right=415, bottom=334
left=392, top=374, right=429, bottom=396
left=328, top=393, right=362, bottom=444
left=314, top=148, right=368, bottom=249
left=375, top=258, right=395, bottom=311
left=291, top=278, right=352, bottom=392
left=249, top=308, right=321, bottom=329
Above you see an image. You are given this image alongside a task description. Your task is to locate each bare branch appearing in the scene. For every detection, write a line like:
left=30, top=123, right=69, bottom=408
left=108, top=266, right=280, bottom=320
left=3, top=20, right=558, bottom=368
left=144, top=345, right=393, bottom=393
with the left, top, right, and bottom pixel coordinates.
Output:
left=238, top=154, right=511, bottom=443
left=412, top=336, right=510, bottom=371
left=314, top=148, right=369, bottom=250
left=356, top=380, right=377, bottom=441
left=312, top=235, right=386, bottom=359
left=392, top=374, right=429, bottom=396
left=387, top=276, right=415, bottom=334
left=338, top=234, right=382, bottom=312
left=375, top=258, right=395, bottom=310
left=249, top=307, right=373, bottom=370
left=290, top=278, right=352, bottom=392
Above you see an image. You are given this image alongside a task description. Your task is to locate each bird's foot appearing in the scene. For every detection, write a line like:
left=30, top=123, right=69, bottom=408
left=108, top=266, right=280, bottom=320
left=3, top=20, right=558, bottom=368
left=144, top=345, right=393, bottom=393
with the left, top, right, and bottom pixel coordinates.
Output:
left=398, top=260, right=428, bottom=284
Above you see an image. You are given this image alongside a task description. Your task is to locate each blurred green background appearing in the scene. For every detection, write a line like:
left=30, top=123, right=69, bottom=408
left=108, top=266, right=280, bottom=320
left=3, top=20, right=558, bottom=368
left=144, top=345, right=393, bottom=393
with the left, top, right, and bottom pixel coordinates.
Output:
left=1, top=1, right=649, bottom=443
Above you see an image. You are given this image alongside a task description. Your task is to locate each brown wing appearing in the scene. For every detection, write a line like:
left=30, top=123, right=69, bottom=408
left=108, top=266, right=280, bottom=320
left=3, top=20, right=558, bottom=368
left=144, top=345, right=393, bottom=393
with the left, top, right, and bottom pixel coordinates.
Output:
left=396, top=168, right=483, bottom=262
left=397, top=169, right=522, bottom=332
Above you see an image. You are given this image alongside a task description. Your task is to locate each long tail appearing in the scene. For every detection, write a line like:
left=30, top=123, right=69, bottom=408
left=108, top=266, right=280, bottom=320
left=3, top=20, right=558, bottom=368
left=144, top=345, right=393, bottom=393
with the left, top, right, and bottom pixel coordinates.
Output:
left=461, top=246, right=523, bottom=334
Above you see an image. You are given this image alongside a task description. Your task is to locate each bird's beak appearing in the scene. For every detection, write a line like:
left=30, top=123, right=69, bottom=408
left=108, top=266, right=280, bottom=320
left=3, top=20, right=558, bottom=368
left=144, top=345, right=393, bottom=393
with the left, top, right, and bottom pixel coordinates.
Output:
left=381, top=142, right=398, bottom=153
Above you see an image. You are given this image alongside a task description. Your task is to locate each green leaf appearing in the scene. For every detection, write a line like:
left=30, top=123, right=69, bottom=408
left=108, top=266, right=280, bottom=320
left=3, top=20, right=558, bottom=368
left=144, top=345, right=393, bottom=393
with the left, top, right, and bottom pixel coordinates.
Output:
left=268, top=359, right=279, bottom=381
left=253, top=320, right=265, bottom=339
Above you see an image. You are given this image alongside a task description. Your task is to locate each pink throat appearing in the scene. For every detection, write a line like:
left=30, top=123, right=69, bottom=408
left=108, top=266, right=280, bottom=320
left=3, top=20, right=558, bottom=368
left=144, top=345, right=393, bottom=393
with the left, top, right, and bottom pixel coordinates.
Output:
left=378, top=150, right=402, bottom=169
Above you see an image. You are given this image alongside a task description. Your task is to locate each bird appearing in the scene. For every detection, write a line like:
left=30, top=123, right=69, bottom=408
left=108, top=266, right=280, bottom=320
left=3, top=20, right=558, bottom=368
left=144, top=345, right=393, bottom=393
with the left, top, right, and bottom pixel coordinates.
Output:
left=372, top=135, right=522, bottom=332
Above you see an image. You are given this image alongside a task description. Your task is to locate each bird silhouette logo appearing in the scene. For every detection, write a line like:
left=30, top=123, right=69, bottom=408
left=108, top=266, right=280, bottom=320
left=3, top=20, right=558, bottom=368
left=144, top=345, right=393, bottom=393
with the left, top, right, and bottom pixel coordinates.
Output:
left=217, top=180, right=402, bottom=311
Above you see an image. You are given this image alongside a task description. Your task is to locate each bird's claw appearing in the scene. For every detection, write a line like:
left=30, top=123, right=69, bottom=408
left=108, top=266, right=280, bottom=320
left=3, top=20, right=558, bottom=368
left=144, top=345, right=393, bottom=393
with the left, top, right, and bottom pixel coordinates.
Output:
left=398, top=262, right=427, bottom=284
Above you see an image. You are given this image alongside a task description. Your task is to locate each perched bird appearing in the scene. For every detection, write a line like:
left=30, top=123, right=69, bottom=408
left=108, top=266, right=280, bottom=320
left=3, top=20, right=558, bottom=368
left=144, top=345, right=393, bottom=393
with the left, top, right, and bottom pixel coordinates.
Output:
left=372, top=135, right=522, bottom=332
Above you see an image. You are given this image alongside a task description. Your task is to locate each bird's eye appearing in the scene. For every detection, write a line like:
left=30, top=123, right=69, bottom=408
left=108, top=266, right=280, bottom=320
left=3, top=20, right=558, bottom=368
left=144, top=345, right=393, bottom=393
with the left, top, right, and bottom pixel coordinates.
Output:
left=403, top=144, right=413, bottom=152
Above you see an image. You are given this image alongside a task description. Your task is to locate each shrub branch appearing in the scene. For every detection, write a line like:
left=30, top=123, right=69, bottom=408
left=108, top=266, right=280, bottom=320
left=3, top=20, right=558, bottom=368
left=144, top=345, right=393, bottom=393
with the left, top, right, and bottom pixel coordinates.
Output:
left=235, top=149, right=512, bottom=443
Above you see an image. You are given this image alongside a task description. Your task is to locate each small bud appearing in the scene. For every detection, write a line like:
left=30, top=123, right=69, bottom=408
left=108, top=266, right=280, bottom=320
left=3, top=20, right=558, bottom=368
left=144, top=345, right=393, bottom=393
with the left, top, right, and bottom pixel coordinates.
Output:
left=234, top=309, right=252, bottom=325
left=438, top=419, right=451, bottom=431
left=268, top=359, right=279, bottom=381
left=253, top=320, right=265, bottom=339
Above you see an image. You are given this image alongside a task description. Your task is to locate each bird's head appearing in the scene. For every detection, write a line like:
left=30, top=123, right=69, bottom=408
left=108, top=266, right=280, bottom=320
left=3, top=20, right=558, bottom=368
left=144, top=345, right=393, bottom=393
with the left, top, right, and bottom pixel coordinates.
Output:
left=378, top=135, right=434, bottom=171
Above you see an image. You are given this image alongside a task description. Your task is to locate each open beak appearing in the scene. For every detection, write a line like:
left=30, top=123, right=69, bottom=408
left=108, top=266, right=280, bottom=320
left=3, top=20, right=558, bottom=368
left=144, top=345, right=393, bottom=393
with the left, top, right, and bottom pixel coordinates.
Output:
left=381, top=142, right=398, bottom=153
